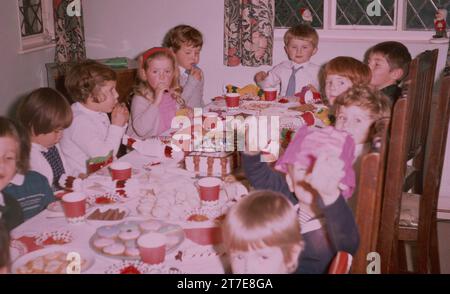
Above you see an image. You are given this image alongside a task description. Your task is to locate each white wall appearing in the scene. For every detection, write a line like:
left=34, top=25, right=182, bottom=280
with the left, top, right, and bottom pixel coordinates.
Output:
left=83, top=0, right=450, bottom=214
left=0, top=0, right=54, bottom=116
left=82, top=0, right=448, bottom=102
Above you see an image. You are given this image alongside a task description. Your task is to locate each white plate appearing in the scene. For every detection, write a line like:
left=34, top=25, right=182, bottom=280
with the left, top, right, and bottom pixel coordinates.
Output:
left=89, top=220, right=185, bottom=260
left=11, top=246, right=95, bottom=274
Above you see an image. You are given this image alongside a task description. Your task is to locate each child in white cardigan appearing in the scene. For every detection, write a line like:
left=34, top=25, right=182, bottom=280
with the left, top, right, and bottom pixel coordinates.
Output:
left=60, top=60, right=129, bottom=175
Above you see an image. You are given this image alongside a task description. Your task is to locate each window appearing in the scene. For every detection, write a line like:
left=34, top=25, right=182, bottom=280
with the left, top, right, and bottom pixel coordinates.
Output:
left=275, top=0, right=450, bottom=31
left=17, top=0, right=55, bottom=53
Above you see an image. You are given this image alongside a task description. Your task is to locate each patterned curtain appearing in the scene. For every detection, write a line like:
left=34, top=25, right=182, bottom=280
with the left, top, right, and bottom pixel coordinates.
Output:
left=224, top=0, right=274, bottom=67
left=53, top=0, right=86, bottom=64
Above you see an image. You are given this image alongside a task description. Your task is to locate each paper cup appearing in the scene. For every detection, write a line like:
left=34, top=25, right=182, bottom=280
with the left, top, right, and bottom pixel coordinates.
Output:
left=184, top=226, right=222, bottom=245
left=264, top=88, right=277, bottom=101
left=61, top=192, right=87, bottom=223
left=197, top=177, right=222, bottom=202
left=300, top=111, right=316, bottom=126
left=110, top=162, right=132, bottom=181
left=225, top=93, right=240, bottom=108
left=137, top=232, right=167, bottom=265
left=203, top=112, right=219, bottom=130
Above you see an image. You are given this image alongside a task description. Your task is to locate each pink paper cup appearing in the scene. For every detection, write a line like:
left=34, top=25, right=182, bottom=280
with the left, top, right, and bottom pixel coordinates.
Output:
left=197, top=177, right=222, bottom=202
left=225, top=93, right=240, bottom=108
left=264, top=88, right=277, bottom=101
left=110, top=161, right=132, bottom=181
left=61, top=192, right=87, bottom=223
left=137, top=232, right=167, bottom=265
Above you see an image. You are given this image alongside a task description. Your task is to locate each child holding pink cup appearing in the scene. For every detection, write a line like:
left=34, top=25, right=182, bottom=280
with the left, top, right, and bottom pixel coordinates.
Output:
left=137, top=232, right=167, bottom=265
left=61, top=192, right=87, bottom=223
left=110, top=161, right=132, bottom=181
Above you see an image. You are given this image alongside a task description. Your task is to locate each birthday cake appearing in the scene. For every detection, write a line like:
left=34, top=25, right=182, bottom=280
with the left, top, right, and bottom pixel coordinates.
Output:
left=184, top=151, right=239, bottom=178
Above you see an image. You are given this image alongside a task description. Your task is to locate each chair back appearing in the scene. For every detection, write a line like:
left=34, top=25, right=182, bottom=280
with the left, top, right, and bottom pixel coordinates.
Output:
left=351, top=118, right=389, bottom=274
left=377, top=49, right=439, bottom=273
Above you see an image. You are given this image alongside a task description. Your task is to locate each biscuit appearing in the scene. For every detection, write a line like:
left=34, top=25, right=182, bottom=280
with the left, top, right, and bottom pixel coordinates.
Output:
left=103, top=243, right=125, bottom=256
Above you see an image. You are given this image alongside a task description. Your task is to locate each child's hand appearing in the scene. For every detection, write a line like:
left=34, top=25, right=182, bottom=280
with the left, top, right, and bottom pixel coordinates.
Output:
left=111, top=103, right=129, bottom=127
left=190, top=67, right=203, bottom=81
left=154, top=83, right=170, bottom=106
left=254, top=71, right=268, bottom=83
left=305, top=153, right=344, bottom=205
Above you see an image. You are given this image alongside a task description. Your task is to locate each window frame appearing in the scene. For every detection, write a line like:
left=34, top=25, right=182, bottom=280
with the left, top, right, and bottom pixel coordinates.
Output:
left=17, top=0, right=55, bottom=54
left=275, top=0, right=436, bottom=42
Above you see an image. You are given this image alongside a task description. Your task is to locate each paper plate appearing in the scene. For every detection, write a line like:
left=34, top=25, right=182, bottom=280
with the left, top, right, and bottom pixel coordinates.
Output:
left=12, top=246, right=94, bottom=274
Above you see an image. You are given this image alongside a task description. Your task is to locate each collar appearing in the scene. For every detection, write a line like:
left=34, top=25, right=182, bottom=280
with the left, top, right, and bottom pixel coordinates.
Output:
left=0, top=192, right=4, bottom=207
left=10, top=173, right=25, bottom=186
left=179, top=66, right=189, bottom=76
left=76, top=102, right=103, bottom=116
left=32, top=142, right=48, bottom=153
left=290, top=60, right=309, bottom=69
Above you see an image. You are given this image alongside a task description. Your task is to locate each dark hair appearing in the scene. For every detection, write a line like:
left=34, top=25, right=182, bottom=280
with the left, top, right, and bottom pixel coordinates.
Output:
left=162, top=25, right=203, bottom=52
left=0, top=117, right=30, bottom=174
left=18, top=88, right=73, bottom=136
left=0, top=221, right=10, bottom=270
left=65, top=60, right=117, bottom=103
left=366, top=41, right=412, bottom=81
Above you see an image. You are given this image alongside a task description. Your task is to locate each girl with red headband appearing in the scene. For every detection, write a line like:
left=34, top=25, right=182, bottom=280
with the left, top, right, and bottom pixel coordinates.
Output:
left=127, top=47, right=191, bottom=139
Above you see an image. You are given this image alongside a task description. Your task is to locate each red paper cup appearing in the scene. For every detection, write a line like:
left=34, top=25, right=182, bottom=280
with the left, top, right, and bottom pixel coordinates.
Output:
left=110, top=162, right=132, bottom=181
left=137, top=232, right=167, bottom=265
left=301, top=111, right=316, bottom=126
left=61, top=192, right=87, bottom=223
left=197, top=177, right=221, bottom=202
left=264, top=88, right=277, bottom=101
left=184, top=226, right=222, bottom=245
left=203, top=112, right=219, bottom=130
left=225, top=93, right=240, bottom=108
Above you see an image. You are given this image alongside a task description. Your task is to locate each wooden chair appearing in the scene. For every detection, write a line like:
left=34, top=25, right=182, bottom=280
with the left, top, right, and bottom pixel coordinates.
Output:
left=377, top=49, right=439, bottom=273
left=351, top=118, right=390, bottom=274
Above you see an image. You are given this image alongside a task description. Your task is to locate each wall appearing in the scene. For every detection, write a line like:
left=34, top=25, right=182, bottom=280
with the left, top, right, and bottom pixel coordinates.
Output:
left=0, top=0, right=55, bottom=116
left=82, top=0, right=448, bottom=102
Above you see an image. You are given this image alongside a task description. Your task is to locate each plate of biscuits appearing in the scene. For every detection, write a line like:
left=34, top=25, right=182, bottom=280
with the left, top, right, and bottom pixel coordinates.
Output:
left=12, top=246, right=94, bottom=274
left=89, top=219, right=184, bottom=260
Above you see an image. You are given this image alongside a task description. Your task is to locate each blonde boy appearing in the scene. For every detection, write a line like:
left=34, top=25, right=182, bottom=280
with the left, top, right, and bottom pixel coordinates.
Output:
left=255, top=24, right=320, bottom=97
left=222, top=190, right=303, bottom=274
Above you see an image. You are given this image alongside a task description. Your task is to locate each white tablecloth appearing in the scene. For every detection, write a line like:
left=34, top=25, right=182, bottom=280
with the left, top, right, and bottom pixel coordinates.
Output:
left=10, top=151, right=234, bottom=274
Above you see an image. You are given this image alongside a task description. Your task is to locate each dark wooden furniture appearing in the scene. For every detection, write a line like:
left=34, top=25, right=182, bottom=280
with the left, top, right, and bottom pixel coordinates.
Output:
left=46, top=58, right=137, bottom=106
left=377, top=49, right=440, bottom=273
left=351, top=119, right=389, bottom=274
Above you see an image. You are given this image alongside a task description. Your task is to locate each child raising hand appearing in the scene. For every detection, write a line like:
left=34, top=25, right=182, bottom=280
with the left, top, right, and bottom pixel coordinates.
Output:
left=222, top=190, right=304, bottom=274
